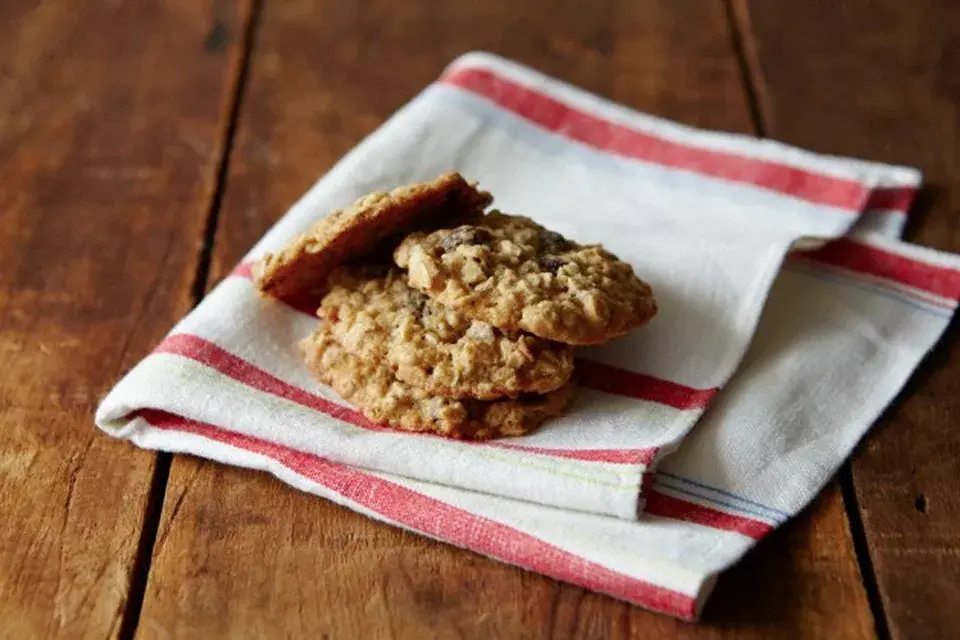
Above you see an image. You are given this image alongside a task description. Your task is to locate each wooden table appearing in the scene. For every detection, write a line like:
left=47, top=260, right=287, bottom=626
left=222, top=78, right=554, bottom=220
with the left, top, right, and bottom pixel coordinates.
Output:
left=3, top=1, right=958, bottom=637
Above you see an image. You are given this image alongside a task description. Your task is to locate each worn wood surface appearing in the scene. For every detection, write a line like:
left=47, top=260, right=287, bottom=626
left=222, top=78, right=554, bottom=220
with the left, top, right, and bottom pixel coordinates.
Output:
left=744, top=1, right=960, bottom=638
left=134, top=0, right=874, bottom=638
left=0, top=0, right=251, bottom=637
left=3, top=0, right=957, bottom=637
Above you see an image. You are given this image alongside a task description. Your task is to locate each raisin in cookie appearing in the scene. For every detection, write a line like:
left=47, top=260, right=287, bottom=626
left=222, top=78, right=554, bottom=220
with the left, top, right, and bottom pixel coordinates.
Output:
left=394, top=212, right=657, bottom=345
left=300, top=328, right=573, bottom=439
left=319, top=266, right=574, bottom=400
left=254, top=172, right=491, bottom=308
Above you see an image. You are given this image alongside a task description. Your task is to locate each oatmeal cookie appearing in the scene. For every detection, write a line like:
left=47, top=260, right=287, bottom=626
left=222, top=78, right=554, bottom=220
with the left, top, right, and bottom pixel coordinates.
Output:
left=300, top=328, right=573, bottom=439
left=394, top=212, right=657, bottom=345
left=254, top=173, right=491, bottom=307
left=319, top=266, right=574, bottom=400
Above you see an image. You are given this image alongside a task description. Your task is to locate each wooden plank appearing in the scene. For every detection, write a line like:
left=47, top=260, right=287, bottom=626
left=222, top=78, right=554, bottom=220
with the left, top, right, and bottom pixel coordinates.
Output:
left=137, top=0, right=875, bottom=636
left=0, top=1, right=252, bottom=637
left=742, top=0, right=960, bottom=637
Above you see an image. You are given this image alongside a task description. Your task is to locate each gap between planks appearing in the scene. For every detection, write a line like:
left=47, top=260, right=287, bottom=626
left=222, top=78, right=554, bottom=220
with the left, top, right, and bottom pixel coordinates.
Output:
left=117, top=1, right=266, bottom=638
left=840, top=466, right=893, bottom=640
left=722, top=0, right=767, bottom=137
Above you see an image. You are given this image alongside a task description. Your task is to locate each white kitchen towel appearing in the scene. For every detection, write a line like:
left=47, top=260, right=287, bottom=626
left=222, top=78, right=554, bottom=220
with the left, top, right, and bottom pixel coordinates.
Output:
left=96, top=53, right=924, bottom=521
left=117, top=226, right=959, bottom=620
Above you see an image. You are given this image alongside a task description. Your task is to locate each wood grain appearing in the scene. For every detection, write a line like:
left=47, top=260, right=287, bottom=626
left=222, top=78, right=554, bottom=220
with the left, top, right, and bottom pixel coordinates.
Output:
left=743, top=0, right=960, bottom=637
left=0, top=0, right=250, bottom=637
left=137, top=0, right=874, bottom=636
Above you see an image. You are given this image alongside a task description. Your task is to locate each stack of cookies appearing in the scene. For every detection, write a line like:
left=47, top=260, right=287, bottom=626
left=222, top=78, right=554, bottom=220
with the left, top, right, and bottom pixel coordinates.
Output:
left=254, top=173, right=658, bottom=440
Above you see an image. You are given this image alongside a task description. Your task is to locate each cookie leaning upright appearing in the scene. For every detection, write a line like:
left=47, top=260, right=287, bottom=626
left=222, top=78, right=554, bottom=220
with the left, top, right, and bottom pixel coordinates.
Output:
left=394, top=212, right=658, bottom=345
left=254, top=173, right=492, bottom=307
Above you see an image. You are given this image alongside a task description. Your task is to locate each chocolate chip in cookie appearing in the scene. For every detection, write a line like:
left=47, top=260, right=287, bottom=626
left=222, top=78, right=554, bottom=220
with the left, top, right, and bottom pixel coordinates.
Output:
left=537, top=228, right=572, bottom=253
left=439, top=226, right=494, bottom=252
left=538, top=255, right=567, bottom=273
